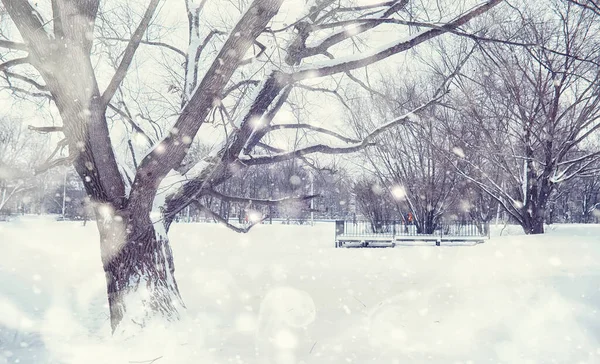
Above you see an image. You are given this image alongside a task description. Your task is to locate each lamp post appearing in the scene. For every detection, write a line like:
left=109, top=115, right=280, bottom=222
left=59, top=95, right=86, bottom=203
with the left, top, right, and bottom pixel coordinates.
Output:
left=61, top=168, right=67, bottom=219
left=310, top=171, right=314, bottom=226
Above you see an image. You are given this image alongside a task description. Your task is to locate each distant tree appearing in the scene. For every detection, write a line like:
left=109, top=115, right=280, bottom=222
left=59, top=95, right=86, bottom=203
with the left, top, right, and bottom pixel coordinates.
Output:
left=449, top=1, right=600, bottom=234
left=352, top=178, right=398, bottom=233
left=348, top=75, right=462, bottom=234
left=0, top=117, right=49, bottom=213
left=547, top=174, right=600, bottom=223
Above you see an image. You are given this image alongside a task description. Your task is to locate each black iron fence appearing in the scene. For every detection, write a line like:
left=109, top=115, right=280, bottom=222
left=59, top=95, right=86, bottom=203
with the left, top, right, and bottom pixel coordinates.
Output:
left=335, top=220, right=489, bottom=238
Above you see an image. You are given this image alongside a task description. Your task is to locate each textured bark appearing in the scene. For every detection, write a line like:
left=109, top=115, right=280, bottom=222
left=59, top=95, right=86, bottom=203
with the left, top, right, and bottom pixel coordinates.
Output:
left=96, top=207, right=184, bottom=333
left=521, top=209, right=545, bottom=234
left=522, top=182, right=550, bottom=235
left=415, top=211, right=437, bottom=234
left=0, top=0, right=182, bottom=332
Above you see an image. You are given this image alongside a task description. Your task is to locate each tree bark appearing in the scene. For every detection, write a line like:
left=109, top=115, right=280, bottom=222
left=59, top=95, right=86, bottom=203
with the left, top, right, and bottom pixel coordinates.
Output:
left=96, top=207, right=184, bottom=333
left=521, top=210, right=545, bottom=234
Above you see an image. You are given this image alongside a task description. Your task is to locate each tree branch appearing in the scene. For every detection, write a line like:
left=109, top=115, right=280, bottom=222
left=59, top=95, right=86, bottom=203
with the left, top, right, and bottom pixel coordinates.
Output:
left=242, top=94, right=443, bottom=165
left=256, top=142, right=285, bottom=153
left=100, top=0, right=161, bottom=107
left=99, top=36, right=186, bottom=58
left=293, top=83, right=355, bottom=110
left=208, top=189, right=320, bottom=206
left=0, top=0, right=51, bottom=55
left=289, top=0, right=504, bottom=81
left=2, top=71, right=47, bottom=91
left=0, top=57, right=30, bottom=72
left=107, top=103, right=154, bottom=145
left=198, top=203, right=265, bottom=233
left=28, top=125, right=63, bottom=133
left=567, top=0, right=600, bottom=16
left=239, top=40, right=266, bottom=66
left=222, top=79, right=260, bottom=98
left=0, top=39, right=28, bottom=51
left=306, top=1, right=408, bottom=58
left=34, top=155, right=75, bottom=175
left=266, top=123, right=360, bottom=144
left=130, top=0, right=285, bottom=214
left=1, top=84, right=51, bottom=100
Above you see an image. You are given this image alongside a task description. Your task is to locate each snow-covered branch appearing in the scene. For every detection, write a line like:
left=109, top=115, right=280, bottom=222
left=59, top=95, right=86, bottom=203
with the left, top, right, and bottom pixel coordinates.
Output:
left=289, top=0, right=503, bottom=81
left=130, top=0, right=285, bottom=210
left=208, top=189, right=319, bottom=206
left=198, top=203, right=265, bottom=233
left=264, top=123, right=360, bottom=144
left=285, top=0, right=408, bottom=65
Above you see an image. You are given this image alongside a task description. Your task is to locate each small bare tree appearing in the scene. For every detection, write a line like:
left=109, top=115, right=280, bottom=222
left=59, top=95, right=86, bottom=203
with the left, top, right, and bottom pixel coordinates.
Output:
left=0, top=117, right=48, bottom=213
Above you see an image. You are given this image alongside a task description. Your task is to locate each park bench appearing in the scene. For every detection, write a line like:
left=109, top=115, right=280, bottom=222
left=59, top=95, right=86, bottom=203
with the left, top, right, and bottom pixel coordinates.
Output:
left=334, top=220, right=489, bottom=248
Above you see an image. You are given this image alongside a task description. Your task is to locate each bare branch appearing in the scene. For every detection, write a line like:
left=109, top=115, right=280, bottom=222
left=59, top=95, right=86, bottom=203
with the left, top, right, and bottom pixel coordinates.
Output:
left=208, top=189, right=320, bottom=206
left=2, top=71, right=47, bottom=91
left=99, top=36, right=186, bottom=58
left=557, top=150, right=600, bottom=167
left=0, top=57, right=30, bottom=71
left=243, top=94, right=443, bottom=165
left=107, top=103, right=154, bottom=145
left=289, top=0, right=504, bottom=81
left=198, top=203, right=265, bottom=233
left=566, top=0, right=600, bottom=16
left=1, top=84, right=52, bottom=100
left=0, top=39, right=28, bottom=51
left=286, top=0, right=408, bottom=65
left=256, top=142, right=285, bottom=153
left=28, top=125, right=63, bottom=133
left=222, top=79, right=260, bottom=98
left=34, top=156, right=75, bottom=175
left=45, top=138, right=69, bottom=162
left=131, top=0, right=285, bottom=212
left=0, top=0, right=51, bottom=54
left=101, top=0, right=161, bottom=107
left=266, top=123, right=360, bottom=144
left=239, top=40, right=266, bottom=66
left=293, top=83, right=355, bottom=110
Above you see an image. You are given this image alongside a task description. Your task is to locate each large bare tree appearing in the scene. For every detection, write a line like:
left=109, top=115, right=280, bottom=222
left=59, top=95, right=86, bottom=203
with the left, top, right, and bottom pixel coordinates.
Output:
left=0, top=0, right=503, bottom=332
left=449, top=1, right=600, bottom=234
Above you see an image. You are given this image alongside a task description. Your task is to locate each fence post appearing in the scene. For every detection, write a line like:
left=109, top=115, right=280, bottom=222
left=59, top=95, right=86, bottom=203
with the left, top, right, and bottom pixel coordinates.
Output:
left=335, top=220, right=345, bottom=248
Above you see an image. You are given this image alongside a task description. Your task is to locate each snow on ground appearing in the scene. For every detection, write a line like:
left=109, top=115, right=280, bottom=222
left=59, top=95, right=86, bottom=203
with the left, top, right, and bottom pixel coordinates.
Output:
left=1, top=216, right=600, bottom=363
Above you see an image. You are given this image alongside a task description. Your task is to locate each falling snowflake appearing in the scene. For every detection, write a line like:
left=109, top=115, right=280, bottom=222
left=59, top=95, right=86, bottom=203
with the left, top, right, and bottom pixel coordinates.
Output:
left=391, top=185, right=406, bottom=200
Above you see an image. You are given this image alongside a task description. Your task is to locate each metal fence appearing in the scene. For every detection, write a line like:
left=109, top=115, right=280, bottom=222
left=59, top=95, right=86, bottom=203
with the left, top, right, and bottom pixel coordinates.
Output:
left=335, top=220, right=488, bottom=238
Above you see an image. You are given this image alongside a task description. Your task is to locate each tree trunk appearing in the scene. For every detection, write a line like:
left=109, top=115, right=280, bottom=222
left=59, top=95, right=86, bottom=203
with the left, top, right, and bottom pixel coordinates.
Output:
left=422, top=211, right=437, bottom=234
left=521, top=176, right=552, bottom=235
left=96, top=208, right=184, bottom=333
left=521, top=207, right=545, bottom=234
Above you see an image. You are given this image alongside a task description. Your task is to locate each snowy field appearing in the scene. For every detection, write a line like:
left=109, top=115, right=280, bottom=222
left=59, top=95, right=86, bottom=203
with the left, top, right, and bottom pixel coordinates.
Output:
left=1, top=216, right=600, bottom=364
